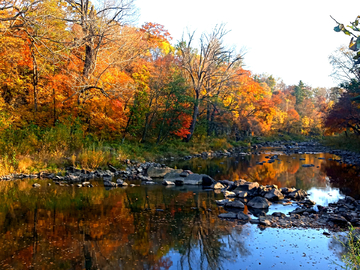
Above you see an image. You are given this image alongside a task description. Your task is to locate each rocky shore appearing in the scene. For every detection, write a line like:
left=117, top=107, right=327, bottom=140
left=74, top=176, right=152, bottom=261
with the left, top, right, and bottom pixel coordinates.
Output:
left=1, top=140, right=360, bottom=182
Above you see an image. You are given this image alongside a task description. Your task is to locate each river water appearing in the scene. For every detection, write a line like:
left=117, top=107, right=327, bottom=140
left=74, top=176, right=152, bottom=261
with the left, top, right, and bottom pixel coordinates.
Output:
left=0, top=150, right=359, bottom=269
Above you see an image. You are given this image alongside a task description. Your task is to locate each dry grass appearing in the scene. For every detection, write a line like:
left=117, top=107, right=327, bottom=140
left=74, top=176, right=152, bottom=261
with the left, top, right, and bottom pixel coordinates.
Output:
left=77, top=148, right=111, bottom=170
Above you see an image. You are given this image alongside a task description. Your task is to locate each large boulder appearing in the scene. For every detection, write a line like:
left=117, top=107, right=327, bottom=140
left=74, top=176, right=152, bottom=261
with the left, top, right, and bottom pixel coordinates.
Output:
left=225, top=200, right=245, bottom=209
left=164, top=171, right=186, bottom=182
left=247, top=196, right=271, bottom=209
left=171, top=173, right=216, bottom=186
left=264, top=189, right=284, bottom=201
left=147, top=166, right=182, bottom=178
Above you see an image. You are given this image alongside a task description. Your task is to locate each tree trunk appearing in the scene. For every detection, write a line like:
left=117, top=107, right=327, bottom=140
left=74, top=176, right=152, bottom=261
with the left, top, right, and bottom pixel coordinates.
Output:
left=31, top=44, right=38, bottom=113
left=185, top=102, right=199, bottom=142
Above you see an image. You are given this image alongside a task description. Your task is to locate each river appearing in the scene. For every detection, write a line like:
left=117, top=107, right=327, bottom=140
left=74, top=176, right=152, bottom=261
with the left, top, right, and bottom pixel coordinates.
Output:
left=0, top=149, right=358, bottom=269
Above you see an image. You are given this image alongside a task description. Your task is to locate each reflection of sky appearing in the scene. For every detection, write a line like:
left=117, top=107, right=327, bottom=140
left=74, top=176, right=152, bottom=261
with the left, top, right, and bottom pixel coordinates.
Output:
left=168, top=224, right=346, bottom=270
left=307, top=183, right=345, bottom=207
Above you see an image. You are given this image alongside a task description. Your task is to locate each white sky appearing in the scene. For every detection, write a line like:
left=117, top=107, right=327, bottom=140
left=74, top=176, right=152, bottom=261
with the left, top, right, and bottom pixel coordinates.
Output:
left=135, top=0, right=360, bottom=88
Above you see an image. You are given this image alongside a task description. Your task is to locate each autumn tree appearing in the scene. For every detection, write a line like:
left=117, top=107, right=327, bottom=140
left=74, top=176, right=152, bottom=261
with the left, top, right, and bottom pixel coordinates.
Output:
left=177, top=24, right=243, bottom=142
left=62, top=0, right=141, bottom=103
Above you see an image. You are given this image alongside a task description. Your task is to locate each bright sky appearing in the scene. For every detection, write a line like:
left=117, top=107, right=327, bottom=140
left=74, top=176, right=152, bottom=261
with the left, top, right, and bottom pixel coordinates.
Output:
left=135, top=0, right=360, bottom=88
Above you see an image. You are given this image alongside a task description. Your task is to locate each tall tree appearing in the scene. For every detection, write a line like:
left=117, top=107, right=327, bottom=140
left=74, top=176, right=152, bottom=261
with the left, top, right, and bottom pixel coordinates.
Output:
left=178, top=24, right=242, bottom=142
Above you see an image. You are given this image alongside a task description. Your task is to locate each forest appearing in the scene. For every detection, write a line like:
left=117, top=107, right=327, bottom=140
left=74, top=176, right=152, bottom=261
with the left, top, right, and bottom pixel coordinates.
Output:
left=0, top=0, right=359, bottom=174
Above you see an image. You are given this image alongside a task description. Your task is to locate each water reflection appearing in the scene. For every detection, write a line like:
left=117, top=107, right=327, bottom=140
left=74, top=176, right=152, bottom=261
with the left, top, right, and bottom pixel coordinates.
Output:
left=308, top=184, right=345, bottom=207
left=0, top=150, right=358, bottom=269
left=168, top=152, right=360, bottom=198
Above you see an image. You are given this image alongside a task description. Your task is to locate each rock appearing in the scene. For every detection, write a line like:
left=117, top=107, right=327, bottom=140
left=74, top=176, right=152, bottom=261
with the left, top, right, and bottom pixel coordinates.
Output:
left=116, top=179, right=128, bottom=186
left=164, top=171, right=186, bottom=182
left=104, top=181, right=117, bottom=187
left=250, top=219, right=260, bottom=224
left=76, top=184, right=82, bottom=188
left=32, top=183, right=41, bottom=188
left=223, top=191, right=237, bottom=197
left=183, top=174, right=215, bottom=185
left=218, top=212, right=238, bottom=219
left=224, top=200, right=245, bottom=209
left=328, top=214, right=349, bottom=225
left=240, top=181, right=260, bottom=191
left=162, top=180, right=175, bottom=185
left=180, top=170, right=193, bottom=177
left=143, top=181, right=155, bottom=185
left=67, top=174, right=81, bottom=182
left=259, top=218, right=271, bottom=226
left=248, top=208, right=267, bottom=217
left=247, top=196, right=271, bottom=209
left=200, top=175, right=216, bottom=186
left=346, top=196, right=357, bottom=205
left=237, top=191, right=248, bottom=198
left=147, top=166, right=182, bottom=178
left=212, top=182, right=225, bottom=189
left=82, top=181, right=90, bottom=187
left=264, top=189, right=284, bottom=201
left=237, top=212, right=250, bottom=221
left=287, top=189, right=307, bottom=200
left=164, top=172, right=215, bottom=186
left=108, top=163, right=118, bottom=173
left=216, top=199, right=232, bottom=206
left=138, top=175, right=152, bottom=181
left=272, top=212, right=286, bottom=218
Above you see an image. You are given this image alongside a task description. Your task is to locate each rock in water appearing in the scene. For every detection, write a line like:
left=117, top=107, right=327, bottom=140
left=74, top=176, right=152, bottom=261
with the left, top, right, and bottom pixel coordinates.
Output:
left=218, top=212, right=238, bottom=219
left=162, top=180, right=175, bottom=185
left=264, top=189, right=284, bottom=201
left=225, top=200, right=245, bottom=209
left=147, top=166, right=182, bottom=178
left=212, top=182, right=225, bottom=189
left=247, top=196, right=271, bottom=208
left=237, top=212, right=250, bottom=221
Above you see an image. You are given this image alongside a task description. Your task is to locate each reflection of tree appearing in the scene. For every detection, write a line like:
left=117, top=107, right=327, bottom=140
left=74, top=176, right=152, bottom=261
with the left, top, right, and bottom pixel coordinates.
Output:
left=176, top=193, right=249, bottom=270
left=323, top=162, right=360, bottom=199
left=0, top=181, right=252, bottom=270
left=169, top=153, right=331, bottom=189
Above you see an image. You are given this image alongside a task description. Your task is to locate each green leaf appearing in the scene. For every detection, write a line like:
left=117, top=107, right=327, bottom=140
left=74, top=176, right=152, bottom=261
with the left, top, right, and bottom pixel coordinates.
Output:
left=334, top=25, right=341, bottom=32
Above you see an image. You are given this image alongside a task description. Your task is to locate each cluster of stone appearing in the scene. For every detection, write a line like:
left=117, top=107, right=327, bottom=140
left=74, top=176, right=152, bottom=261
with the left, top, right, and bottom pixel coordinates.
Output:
left=215, top=179, right=360, bottom=231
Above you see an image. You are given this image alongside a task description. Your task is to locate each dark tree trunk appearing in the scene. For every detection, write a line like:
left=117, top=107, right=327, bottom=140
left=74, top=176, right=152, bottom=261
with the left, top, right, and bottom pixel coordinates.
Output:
left=185, top=102, right=199, bottom=142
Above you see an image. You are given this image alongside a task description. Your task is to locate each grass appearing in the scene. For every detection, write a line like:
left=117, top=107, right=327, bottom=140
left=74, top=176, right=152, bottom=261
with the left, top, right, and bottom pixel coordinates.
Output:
left=323, top=133, right=360, bottom=153
left=0, top=120, right=324, bottom=175
left=337, top=226, right=360, bottom=269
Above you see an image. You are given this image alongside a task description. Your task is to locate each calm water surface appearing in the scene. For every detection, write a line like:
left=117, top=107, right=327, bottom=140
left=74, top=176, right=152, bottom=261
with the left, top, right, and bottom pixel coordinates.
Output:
left=0, top=150, right=359, bottom=269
